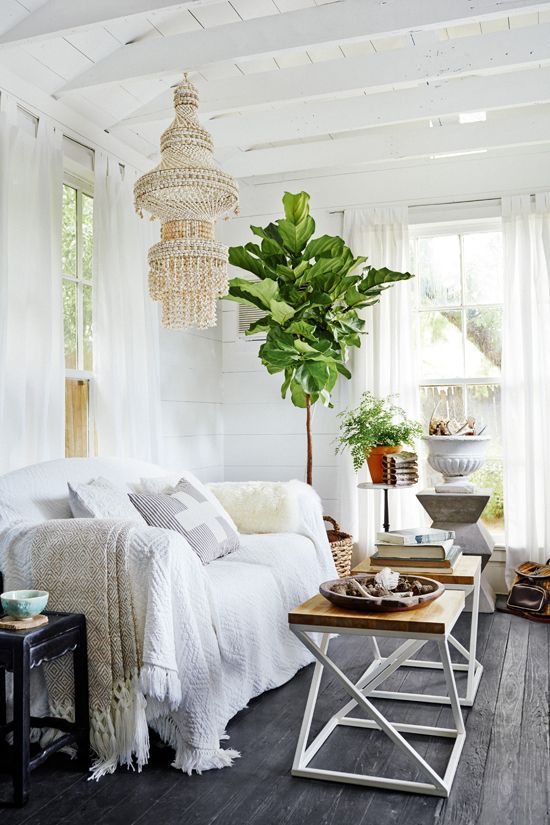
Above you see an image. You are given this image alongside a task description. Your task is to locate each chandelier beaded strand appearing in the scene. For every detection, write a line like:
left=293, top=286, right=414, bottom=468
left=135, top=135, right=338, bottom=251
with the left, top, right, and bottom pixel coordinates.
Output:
left=134, top=74, right=239, bottom=329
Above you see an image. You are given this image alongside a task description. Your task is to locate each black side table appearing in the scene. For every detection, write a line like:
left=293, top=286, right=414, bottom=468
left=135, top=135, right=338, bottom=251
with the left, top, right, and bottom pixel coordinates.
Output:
left=0, top=611, right=89, bottom=806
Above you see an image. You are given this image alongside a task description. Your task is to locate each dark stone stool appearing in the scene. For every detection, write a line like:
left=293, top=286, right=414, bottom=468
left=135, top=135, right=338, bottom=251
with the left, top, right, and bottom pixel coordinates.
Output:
left=417, top=488, right=496, bottom=612
left=0, top=611, right=89, bottom=806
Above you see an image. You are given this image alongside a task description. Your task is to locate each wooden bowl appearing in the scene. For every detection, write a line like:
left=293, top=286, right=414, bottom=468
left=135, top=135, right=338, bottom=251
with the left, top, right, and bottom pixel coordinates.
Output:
left=319, top=573, right=444, bottom=613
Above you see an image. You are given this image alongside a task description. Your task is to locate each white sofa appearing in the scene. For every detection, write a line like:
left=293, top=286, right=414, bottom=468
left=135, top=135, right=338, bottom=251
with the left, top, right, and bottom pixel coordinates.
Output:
left=0, top=457, right=336, bottom=775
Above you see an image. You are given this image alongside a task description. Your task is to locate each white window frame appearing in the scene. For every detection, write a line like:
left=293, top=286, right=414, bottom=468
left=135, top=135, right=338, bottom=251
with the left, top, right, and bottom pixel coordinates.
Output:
left=410, top=217, right=503, bottom=402
left=410, top=217, right=504, bottom=541
left=63, top=171, right=94, bottom=455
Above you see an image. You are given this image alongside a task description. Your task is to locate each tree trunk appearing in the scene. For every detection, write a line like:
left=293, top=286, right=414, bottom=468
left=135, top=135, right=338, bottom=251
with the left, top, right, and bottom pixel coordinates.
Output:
left=306, top=394, right=313, bottom=486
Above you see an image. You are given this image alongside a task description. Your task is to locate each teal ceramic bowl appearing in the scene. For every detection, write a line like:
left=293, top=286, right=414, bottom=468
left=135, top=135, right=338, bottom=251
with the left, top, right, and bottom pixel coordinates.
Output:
left=1, top=590, right=49, bottom=620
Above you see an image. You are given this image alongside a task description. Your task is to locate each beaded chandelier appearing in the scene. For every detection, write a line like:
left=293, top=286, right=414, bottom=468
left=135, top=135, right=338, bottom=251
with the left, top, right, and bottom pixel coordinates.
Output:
left=134, top=75, right=239, bottom=328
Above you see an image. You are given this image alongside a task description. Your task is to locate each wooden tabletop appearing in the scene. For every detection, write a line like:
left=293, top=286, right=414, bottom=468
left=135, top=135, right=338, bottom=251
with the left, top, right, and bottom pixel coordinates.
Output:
left=352, top=554, right=481, bottom=585
left=289, top=590, right=465, bottom=636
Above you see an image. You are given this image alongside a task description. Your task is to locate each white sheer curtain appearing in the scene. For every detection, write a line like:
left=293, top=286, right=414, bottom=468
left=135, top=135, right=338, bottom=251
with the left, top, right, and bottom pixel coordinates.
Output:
left=92, top=153, right=162, bottom=462
left=0, top=101, right=64, bottom=472
left=338, top=206, right=421, bottom=560
left=502, top=193, right=550, bottom=585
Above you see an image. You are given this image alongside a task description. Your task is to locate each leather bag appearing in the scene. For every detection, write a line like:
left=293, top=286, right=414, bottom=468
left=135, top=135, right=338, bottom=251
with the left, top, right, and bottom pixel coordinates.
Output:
left=506, top=559, right=550, bottom=623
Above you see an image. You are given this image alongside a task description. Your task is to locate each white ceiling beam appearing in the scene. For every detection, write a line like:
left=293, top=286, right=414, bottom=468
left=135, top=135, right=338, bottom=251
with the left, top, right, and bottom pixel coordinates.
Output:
left=112, top=21, right=550, bottom=129
left=0, top=0, right=222, bottom=47
left=57, top=0, right=550, bottom=92
left=220, top=107, right=550, bottom=178
left=141, top=68, right=550, bottom=149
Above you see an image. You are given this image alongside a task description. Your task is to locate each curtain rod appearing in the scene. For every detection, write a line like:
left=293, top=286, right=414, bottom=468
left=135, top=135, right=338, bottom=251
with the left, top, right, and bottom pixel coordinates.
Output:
left=328, top=196, right=504, bottom=215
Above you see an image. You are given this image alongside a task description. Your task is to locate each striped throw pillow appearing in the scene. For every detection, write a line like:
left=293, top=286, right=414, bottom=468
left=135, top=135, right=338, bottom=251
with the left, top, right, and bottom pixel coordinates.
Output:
left=129, top=478, right=239, bottom=564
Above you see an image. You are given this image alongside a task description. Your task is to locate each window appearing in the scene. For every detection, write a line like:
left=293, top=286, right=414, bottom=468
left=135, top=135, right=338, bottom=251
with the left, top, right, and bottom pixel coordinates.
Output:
left=411, top=222, right=504, bottom=535
left=62, top=177, right=94, bottom=457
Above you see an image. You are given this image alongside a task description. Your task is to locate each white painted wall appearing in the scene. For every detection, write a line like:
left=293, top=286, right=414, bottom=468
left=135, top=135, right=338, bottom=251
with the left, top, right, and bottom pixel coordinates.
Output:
left=159, top=312, right=224, bottom=482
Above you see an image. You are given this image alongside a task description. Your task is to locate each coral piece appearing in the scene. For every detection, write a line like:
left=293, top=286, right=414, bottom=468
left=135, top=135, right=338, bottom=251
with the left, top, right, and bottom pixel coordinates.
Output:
left=374, top=567, right=400, bottom=591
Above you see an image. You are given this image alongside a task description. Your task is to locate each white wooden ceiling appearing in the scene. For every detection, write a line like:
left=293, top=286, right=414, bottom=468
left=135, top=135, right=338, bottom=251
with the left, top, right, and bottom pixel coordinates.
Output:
left=1, top=0, right=550, bottom=181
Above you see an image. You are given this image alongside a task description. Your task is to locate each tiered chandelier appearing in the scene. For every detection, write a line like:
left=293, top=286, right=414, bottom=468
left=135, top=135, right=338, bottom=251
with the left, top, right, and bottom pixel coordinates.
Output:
left=134, top=74, right=239, bottom=328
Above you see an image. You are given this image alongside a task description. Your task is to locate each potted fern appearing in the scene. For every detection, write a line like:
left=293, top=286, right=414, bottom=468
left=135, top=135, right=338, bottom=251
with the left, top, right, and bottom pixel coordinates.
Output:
left=225, top=192, right=413, bottom=485
left=337, top=392, right=422, bottom=482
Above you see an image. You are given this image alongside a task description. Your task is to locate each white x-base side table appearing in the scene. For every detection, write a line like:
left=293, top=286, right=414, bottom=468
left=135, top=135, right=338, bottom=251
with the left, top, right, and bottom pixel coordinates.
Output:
left=289, top=590, right=466, bottom=797
left=353, top=554, right=482, bottom=707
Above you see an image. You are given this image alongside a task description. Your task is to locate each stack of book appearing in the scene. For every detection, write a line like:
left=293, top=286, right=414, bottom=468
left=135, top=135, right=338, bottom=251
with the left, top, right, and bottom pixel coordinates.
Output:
left=371, top=527, right=461, bottom=575
left=382, top=451, right=418, bottom=486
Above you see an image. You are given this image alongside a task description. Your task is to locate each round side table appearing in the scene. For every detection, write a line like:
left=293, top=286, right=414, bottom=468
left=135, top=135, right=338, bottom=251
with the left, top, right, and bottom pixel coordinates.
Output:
left=357, top=482, right=417, bottom=533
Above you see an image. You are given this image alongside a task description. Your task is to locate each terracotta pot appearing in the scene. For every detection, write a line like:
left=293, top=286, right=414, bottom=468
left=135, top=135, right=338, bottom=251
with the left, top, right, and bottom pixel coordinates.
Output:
left=365, top=445, right=403, bottom=483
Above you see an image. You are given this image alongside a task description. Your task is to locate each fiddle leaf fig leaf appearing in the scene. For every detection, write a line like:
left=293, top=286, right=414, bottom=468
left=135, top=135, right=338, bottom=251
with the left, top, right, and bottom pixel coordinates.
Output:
left=287, top=320, right=316, bottom=338
left=277, top=215, right=315, bottom=255
left=282, top=191, right=310, bottom=225
left=228, top=245, right=268, bottom=280
left=269, top=299, right=296, bottom=325
left=303, top=235, right=344, bottom=260
left=228, top=277, right=279, bottom=310
left=245, top=316, right=269, bottom=336
left=290, top=380, right=308, bottom=408
left=361, top=266, right=414, bottom=293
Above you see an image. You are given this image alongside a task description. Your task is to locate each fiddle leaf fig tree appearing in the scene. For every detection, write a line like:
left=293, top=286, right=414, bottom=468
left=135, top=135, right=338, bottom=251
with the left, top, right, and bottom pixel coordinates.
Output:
left=225, top=191, right=414, bottom=485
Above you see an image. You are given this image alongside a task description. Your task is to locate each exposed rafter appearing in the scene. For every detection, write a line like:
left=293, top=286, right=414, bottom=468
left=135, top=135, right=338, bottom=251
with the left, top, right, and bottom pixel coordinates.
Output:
left=57, top=0, right=550, bottom=93
left=118, top=68, right=550, bottom=149
left=0, top=0, right=222, bottom=47
left=220, top=107, right=550, bottom=178
left=111, top=22, right=550, bottom=128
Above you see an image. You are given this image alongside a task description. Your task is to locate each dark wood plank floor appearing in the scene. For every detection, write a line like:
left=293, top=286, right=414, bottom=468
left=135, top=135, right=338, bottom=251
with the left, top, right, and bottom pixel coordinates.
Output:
left=1, top=606, right=548, bottom=825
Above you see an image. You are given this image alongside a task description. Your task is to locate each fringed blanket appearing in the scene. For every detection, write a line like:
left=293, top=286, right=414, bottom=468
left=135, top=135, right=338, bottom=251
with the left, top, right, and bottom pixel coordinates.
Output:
left=31, top=520, right=152, bottom=778
left=0, top=519, right=236, bottom=778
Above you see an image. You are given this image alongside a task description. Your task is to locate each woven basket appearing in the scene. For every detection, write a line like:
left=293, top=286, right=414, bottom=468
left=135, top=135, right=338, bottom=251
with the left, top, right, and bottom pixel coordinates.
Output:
left=324, top=516, right=353, bottom=578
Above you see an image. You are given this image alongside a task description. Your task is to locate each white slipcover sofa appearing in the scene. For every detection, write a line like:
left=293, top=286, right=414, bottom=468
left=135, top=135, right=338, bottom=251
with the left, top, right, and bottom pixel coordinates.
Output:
left=0, top=457, right=336, bottom=775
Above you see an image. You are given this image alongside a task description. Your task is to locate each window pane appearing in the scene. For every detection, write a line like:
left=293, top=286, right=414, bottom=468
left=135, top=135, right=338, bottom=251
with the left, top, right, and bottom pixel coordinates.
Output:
left=465, top=307, right=502, bottom=377
left=466, top=383, right=502, bottom=459
left=420, top=310, right=463, bottom=378
left=463, top=232, right=503, bottom=304
left=469, top=460, right=504, bottom=534
left=417, top=235, right=461, bottom=307
left=83, top=283, right=93, bottom=371
left=65, top=378, right=89, bottom=457
left=63, top=279, right=77, bottom=369
left=62, top=184, right=77, bottom=276
left=82, top=193, right=93, bottom=281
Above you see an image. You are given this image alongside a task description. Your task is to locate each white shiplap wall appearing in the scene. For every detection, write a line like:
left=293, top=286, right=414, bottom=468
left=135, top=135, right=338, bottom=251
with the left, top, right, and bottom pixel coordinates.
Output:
left=159, top=310, right=223, bottom=483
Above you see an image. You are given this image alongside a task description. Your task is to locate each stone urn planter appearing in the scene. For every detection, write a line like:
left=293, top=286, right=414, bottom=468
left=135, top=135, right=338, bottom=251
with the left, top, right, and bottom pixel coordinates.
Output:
left=422, top=435, right=490, bottom=492
left=365, top=445, right=403, bottom=484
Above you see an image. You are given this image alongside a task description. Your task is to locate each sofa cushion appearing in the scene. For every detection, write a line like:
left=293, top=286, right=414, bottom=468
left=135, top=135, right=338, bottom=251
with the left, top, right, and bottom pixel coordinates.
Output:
left=130, top=478, right=240, bottom=564
left=68, top=477, right=146, bottom=523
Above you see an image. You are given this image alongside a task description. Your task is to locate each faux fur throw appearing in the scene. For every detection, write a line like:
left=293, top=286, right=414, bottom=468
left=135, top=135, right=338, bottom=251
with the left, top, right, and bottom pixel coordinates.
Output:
left=30, top=519, right=174, bottom=779
left=207, top=481, right=300, bottom=534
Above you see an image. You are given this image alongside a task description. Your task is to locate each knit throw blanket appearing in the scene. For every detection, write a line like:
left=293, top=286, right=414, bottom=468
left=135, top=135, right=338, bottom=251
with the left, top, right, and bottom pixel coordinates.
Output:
left=31, top=520, right=157, bottom=779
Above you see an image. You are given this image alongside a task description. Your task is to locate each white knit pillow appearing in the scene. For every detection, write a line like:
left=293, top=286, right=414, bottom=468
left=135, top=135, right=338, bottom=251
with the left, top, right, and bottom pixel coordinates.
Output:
left=68, top=477, right=145, bottom=523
